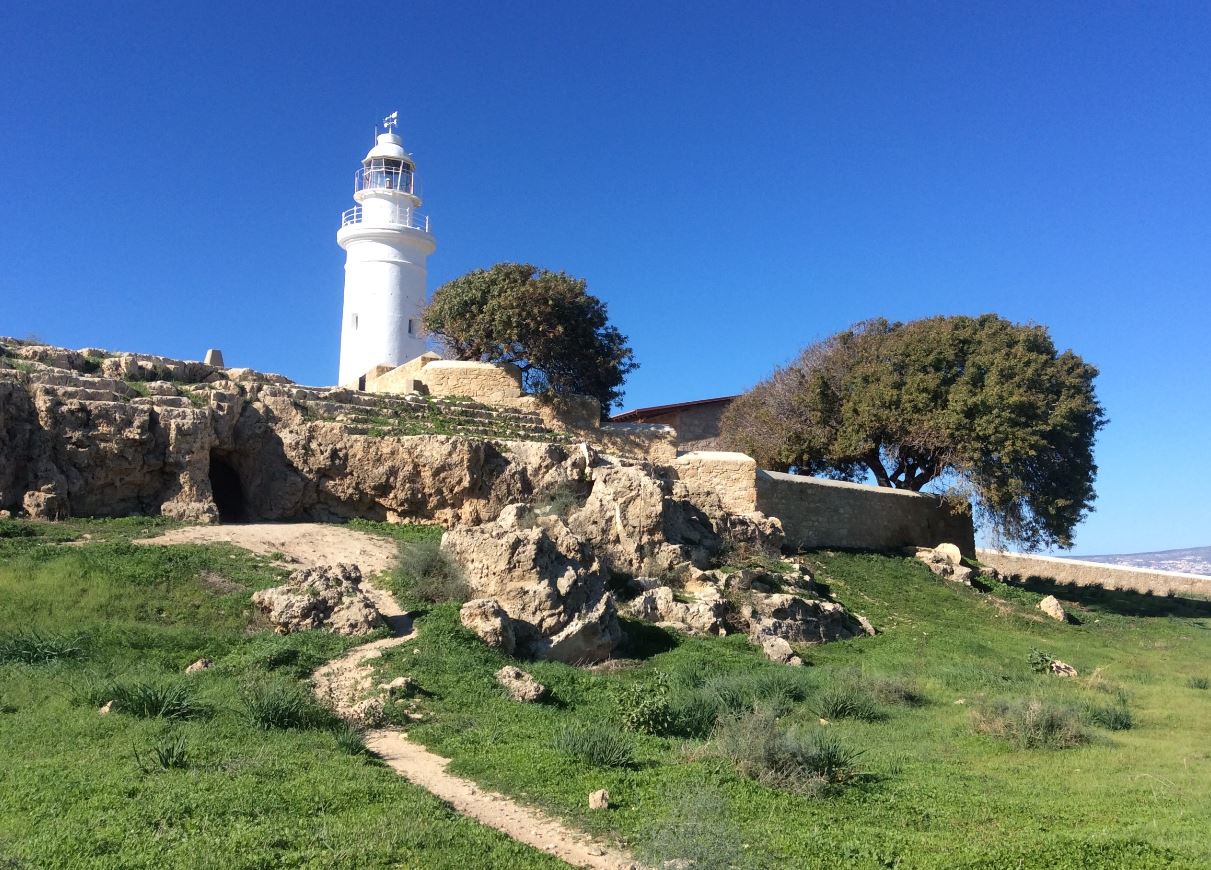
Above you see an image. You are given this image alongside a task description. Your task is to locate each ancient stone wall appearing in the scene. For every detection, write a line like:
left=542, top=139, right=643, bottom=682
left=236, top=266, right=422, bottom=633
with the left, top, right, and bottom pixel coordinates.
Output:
left=755, top=471, right=975, bottom=556
left=977, top=550, right=1211, bottom=599
left=593, top=423, right=678, bottom=464
left=669, top=451, right=759, bottom=516
left=418, top=360, right=523, bottom=401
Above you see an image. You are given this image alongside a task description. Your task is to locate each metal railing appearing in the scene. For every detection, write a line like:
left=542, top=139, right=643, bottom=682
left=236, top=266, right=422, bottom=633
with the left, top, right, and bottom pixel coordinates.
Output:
left=341, top=205, right=431, bottom=232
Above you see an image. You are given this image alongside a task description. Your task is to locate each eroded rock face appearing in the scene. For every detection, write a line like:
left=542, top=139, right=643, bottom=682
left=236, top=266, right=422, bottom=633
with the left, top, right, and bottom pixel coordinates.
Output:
left=623, top=585, right=727, bottom=636
left=251, top=563, right=385, bottom=636
left=441, top=507, right=622, bottom=663
left=0, top=344, right=594, bottom=525
left=459, top=598, right=516, bottom=655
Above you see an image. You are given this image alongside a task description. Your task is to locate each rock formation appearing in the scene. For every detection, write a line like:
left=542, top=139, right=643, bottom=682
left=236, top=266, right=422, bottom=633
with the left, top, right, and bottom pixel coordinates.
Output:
left=251, top=563, right=385, bottom=636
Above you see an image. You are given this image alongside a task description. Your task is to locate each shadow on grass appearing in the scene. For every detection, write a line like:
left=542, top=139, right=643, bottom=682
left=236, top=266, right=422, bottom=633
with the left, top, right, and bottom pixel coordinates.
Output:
left=1011, top=575, right=1211, bottom=619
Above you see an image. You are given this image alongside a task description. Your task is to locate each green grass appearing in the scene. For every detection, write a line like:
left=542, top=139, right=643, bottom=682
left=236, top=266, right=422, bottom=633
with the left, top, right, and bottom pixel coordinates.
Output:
left=0, top=519, right=565, bottom=869
left=367, top=549, right=1211, bottom=868
left=4, top=517, right=1210, bottom=868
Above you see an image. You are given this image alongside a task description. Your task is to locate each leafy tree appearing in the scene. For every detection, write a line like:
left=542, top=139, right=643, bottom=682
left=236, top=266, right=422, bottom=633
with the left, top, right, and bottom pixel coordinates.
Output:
left=721, top=315, right=1107, bottom=550
left=423, top=263, right=637, bottom=416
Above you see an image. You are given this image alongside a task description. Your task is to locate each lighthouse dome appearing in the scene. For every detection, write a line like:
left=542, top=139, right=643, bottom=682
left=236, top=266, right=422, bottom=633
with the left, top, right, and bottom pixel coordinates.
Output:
left=364, top=133, right=411, bottom=165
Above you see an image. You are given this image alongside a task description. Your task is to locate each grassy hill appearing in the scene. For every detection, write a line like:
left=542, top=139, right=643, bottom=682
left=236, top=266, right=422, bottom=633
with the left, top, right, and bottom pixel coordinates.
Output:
left=2, top=518, right=1209, bottom=868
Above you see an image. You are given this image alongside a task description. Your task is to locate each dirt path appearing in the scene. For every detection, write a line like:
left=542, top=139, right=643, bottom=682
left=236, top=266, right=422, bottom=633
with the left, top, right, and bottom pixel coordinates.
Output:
left=138, top=522, right=401, bottom=577
left=364, top=729, right=640, bottom=870
left=140, top=522, right=642, bottom=870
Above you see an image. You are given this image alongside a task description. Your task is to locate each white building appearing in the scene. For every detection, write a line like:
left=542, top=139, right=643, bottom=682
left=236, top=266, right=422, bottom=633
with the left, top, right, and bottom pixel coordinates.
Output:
left=337, top=115, right=436, bottom=386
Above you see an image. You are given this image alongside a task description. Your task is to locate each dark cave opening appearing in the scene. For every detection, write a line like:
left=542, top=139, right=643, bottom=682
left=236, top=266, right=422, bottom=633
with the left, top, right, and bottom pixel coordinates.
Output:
left=209, top=452, right=247, bottom=523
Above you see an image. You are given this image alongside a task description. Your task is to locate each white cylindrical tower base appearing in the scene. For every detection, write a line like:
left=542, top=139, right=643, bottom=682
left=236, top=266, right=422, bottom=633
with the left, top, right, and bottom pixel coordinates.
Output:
left=337, top=227, right=435, bottom=386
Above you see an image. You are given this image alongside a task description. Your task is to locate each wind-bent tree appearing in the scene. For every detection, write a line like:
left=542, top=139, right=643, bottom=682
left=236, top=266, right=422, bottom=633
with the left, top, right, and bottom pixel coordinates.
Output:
left=721, top=315, right=1107, bottom=550
left=423, top=263, right=637, bottom=416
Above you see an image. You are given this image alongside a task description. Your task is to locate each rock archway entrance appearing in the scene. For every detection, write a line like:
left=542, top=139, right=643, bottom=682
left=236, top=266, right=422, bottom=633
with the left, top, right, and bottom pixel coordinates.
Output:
left=208, top=451, right=247, bottom=523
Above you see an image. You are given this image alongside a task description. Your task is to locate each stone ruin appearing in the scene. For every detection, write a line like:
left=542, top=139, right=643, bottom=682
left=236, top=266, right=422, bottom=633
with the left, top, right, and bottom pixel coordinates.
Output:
left=0, top=336, right=878, bottom=665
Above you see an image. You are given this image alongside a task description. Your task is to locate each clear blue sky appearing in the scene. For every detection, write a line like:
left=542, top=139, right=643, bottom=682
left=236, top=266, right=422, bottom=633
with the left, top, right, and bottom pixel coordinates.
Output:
left=2, top=2, right=1208, bottom=555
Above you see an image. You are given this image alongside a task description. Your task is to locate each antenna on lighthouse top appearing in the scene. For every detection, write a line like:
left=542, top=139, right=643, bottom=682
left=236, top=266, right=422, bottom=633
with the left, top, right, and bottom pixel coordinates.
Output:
left=382, top=111, right=399, bottom=133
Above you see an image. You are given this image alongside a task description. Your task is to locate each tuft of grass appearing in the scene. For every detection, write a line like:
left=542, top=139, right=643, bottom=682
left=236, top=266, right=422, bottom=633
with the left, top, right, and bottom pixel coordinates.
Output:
left=712, top=707, right=862, bottom=795
left=396, top=539, right=470, bottom=604
left=1084, top=703, right=1134, bottom=731
left=1187, top=676, right=1209, bottom=690
left=864, top=676, right=926, bottom=707
left=134, top=733, right=190, bottom=773
left=332, top=723, right=371, bottom=756
left=0, top=630, right=85, bottom=664
left=240, top=679, right=333, bottom=730
left=816, top=686, right=883, bottom=721
left=551, top=721, right=636, bottom=768
left=972, top=698, right=1088, bottom=749
left=92, top=678, right=209, bottom=721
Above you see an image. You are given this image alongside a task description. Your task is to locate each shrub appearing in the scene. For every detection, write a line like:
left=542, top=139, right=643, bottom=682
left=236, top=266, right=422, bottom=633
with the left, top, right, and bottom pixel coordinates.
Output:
left=532, top=481, right=585, bottom=518
left=712, top=708, right=861, bottom=795
left=0, top=630, right=86, bottom=664
left=398, top=540, right=470, bottom=604
left=93, top=679, right=208, bottom=721
left=1027, top=648, right=1056, bottom=674
left=552, top=721, right=635, bottom=768
left=616, top=676, right=676, bottom=735
left=1084, top=703, right=1133, bottom=731
left=972, top=699, right=1088, bottom=749
left=135, top=733, right=190, bottom=773
left=817, top=686, right=882, bottom=722
left=241, top=679, right=332, bottom=730
left=1187, top=676, right=1209, bottom=690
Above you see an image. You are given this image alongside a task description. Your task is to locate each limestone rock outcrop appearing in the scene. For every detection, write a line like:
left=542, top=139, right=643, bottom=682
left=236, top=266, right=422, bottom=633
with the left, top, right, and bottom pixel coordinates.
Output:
left=1038, top=595, right=1068, bottom=622
left=251, top=563, right=385, bottom=636
left=441, top=506, right=622, bottom=664
left=459, top=598, right=516, bottom=655
left=495, top=665, right=547, bottom=702
left=0, top=337, right=595, bottom=526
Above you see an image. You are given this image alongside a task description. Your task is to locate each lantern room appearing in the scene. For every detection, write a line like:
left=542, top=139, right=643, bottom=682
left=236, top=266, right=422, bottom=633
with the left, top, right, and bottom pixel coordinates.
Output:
left=354, top=132, right=416, bottom=197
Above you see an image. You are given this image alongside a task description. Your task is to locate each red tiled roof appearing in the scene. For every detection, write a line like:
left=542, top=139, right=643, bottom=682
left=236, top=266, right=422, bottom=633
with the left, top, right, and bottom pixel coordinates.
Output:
left=611, top=395, right=738, bottom=422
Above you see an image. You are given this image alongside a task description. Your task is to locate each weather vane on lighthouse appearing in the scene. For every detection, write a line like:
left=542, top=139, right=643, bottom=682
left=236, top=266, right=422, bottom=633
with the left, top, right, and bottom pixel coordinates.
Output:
left=336, top=115, right=436, bottom=387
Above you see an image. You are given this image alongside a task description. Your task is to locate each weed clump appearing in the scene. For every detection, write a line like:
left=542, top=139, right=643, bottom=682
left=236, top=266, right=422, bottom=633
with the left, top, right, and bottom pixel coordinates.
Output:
left=0, top=630, right=85, bottom=664
left=397, top=540, right=470, bottom=604
left=712, top=708, right=861, bottom=796
left=552, top=721, right=636, bottom=768
left=1028, top=648, right=1056, bottom=673
left=241, top=679, right=332, bottom=730
left=972, top=698, right=1088, bottom=749
left=332, top=723, right=370, bottom=756
left=135, top=733, right=190, bottom=772
left=1084, top=703, right=1134, bottom=731
left=1187, top=676, right=1209, bottom=690
left=816, top=686, right=883, bottom=722
left=91, top=678, right=208, bottom=721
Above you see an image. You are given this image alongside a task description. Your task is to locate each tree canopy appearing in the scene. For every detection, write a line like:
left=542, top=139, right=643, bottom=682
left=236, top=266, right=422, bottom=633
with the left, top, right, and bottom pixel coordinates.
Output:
left=721, top=315, right=1107, bottom=550
left=423, top=263, right=637, bottom=416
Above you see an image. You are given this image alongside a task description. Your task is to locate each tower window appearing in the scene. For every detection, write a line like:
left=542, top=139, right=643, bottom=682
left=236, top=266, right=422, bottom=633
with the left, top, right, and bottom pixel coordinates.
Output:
left=407, top=318, right=417, bottom=336
left=352, top=314, right=359, bottom=330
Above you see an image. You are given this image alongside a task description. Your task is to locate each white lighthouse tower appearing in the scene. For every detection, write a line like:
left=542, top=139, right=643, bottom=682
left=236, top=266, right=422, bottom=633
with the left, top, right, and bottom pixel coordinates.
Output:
left=337, top=113, right=436, bottom=386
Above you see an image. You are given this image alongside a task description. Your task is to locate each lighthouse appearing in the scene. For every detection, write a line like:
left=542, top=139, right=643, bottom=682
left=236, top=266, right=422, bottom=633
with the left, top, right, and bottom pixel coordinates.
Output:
left=337, top=114, right=436, bottom=386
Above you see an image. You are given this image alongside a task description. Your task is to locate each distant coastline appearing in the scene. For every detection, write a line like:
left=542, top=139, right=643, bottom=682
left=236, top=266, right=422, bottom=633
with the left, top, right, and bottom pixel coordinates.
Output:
left=1072, top=545, right=1211, bottom=578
